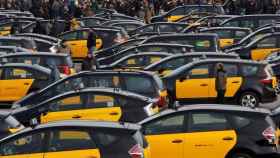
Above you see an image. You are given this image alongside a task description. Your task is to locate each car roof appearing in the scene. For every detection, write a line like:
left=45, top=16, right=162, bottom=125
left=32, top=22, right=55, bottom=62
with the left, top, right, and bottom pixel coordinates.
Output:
left=0, top=52, right=69, bottom=58
left=0, top=63, right=51, bottom=74
left=165, top=58, right=265, bottom=78
left=144, top=52, right=239, bottom=69
left=200, top=27, right=251, bottom=31
left=0, top=120, right=140, bottom=142
left=140, top=104, right=270, bottom=124
left=15, top=33, right=60, bottom=43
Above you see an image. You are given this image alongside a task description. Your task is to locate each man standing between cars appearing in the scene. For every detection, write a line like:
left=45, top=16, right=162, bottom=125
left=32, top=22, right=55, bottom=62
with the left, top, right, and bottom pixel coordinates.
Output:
left=82, top=29, right=98, bottom=71
left=215, top=63, right=227, bottom=104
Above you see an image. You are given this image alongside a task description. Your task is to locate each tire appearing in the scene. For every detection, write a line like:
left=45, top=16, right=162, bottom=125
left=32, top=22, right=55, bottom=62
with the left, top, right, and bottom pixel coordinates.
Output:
left=239, top=91, right=260, bottom=108
left=229, top=152, right=254, bottom=158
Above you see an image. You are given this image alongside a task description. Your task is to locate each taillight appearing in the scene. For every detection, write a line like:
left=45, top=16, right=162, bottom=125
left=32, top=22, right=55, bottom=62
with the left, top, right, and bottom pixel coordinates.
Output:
left=128, top=144, right=143, bottom=158
left=59, top=65, right=71, bottom=75
left=156, top=96, right=166, bottom=108
left=263, top=126, right=276, bottom=144
left=260, top=78, right=273, bottom=85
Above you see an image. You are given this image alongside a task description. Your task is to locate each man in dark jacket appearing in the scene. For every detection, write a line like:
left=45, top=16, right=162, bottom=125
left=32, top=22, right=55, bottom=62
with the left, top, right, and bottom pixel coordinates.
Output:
left=215, top=63, right=227, bottom=104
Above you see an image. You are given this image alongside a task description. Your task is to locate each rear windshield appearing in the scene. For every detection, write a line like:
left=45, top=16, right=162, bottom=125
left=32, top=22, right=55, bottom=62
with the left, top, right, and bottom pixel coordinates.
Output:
left=241, top=64, right=260, bottom=77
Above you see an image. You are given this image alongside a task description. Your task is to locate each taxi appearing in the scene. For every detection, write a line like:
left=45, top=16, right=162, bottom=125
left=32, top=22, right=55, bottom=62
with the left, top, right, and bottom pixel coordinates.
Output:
left=140, top=104, right=279, bottom=158
left=144, top=52, right=239, bottom=77
left=163, top=59, right=277, bottom=107
left=0, top=120, right=150, bottom=158
left=0, top=63, right=55, bottom=103
left=12, top=88, right=159, bottom=123
left=99, top=52, right=171, bottom=70
left=199, top=27, right=251, bottom=48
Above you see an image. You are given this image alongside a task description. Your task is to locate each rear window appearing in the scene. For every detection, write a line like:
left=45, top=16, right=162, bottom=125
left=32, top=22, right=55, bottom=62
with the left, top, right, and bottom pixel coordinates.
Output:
left=241, top=64, right=259, bottom=77
left=230, top=115, right=251, bottom=129
left=123, top=76, right=157, bottom=96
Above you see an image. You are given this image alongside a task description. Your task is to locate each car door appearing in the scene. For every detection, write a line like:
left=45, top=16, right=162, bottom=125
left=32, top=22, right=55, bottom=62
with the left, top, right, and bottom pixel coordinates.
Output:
left=208, top=63, right=242, bottom=98
left=167, top=7, right=186, bottom=22
left=61, top=31, right=81, bottom=58
left=143, top=113, right=187, bottom=158
left=44, top=128, right=101, bottom=158
left=0, top=67, right=34, bottom=102
left=0, top=130, right=46, bottom=158
left=184, top=111, right=237, bottom=158
left=250, top=35, right=280, bottom=60
left=175, top=64, right=211, bottom=100
left=40, top=93, right=122, bottom=123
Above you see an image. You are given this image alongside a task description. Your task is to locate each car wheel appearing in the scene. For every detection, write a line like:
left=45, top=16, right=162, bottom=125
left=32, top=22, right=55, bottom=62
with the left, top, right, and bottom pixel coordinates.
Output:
left=239, top=92, right=259, bottom=108
left=229, top=152, right=254, bottom=158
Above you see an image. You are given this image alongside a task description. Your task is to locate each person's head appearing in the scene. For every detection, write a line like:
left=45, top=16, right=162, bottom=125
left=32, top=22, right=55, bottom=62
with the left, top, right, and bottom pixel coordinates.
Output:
left=216, top=63, right=224, bottom=71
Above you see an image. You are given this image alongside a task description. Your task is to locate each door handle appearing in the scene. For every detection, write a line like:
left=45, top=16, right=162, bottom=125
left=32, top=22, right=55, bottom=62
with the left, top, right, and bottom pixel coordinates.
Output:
left=172, top=139, right=183, bottom=143
left=109, top=112, right=119, bottom=115
left=24, top=83, right=30, bottom=85
left=70, top=44, right=77, bottom=45
left=223, top=137, right=234, bottom=141
left=200, top=84, right=208, bottom=87
left=72, top=115, right=81, bottom=119
left=232, top=81, right=240, bottom=83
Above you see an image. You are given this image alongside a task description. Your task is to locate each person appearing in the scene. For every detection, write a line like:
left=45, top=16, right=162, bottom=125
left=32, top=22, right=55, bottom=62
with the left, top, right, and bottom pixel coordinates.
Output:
left=82, top=29, right=98, bottom=71
left=215, top=63, right=227, bottom=104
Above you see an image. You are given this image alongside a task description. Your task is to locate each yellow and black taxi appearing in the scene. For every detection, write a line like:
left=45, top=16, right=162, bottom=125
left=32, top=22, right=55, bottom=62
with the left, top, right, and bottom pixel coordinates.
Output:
left=224, top=25, right=280, bottom=51
left=95, top=38, right=145, bottom=59
left=129, top=22, right=188, bottom=36
left=150, top=5, right=225, bottom=22
left=163, top=59, right=277, bottom=107
left=0, top=120, right=150, bottom=158
left=0, top=111, right=24, bottom=139
left=0, top=52, right=75, bottom=75
left=12, top=88, right=159, bottom=123
left=227, top=32, right=280, bottom=61
left=198, top=27, right=251, bottom=48
left=58, top=27, right=129, bottom=60
left=144, top=52, right=239, bottom=77
left=99, top=52, right=171, bottom=70
left=220, top=14, right=280, bottom=31
left=98, top=43, right=193, bottom=65
left=142, top=33, right=221, bottom=52
left=0, top=63, right=56, bottom=103
left=140, top=104, right=279, bottom=158
left=13, top=70, right=167, bottom=109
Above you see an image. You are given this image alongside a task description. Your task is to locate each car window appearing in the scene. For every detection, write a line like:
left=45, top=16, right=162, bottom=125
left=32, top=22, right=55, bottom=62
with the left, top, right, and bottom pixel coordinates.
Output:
left=88, top=76, right=119, bottom=88
left=87, top=94, right=116, bottom=108
left=147, top=56, right=166, bottom=65
left=235, top=30, right=249, bottom=40
left=141, top=46, right=168, bottom=52
left=159, top=25, right=177, bottom=32
left=190, top=112, right=229, bottom=132
left=0, top=131, right=46, bottom=156
left=143, top=114, right=186, bottom=135
left=61, top=31, right=78, bottom=40
left=119, top=56, right=146, bottom=67
left=241, top=20, right=255, bottom=29
left=47, top=129, right=96, bottom=152
left=256, top=36, right=277, bottom=48
left=230, top=115, right=251, bottom=129
left=188, top=64, right=210, bottom=79
left=156, top=58, right=187, bottom=70
left=207, top=30, right=232, bottom=39
left=223, top=63, right=238, bottom=77
left=138, top=25, right=154, bottom=33
left=223, top=21, right=239, bottom=27
left=4, top=68, right=34, bottom=79
left=123, top=76, right=156, bottom=95
left=48, top=95, right=83, bottom=112
left=241, top=64, right=259, bottom=76
left=169, top=7, right=185, bottom=15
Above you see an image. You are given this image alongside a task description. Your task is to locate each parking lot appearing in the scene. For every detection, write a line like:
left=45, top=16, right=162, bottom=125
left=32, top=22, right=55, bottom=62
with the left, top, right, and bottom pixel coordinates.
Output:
left=1, top=1, right=280, bottom=158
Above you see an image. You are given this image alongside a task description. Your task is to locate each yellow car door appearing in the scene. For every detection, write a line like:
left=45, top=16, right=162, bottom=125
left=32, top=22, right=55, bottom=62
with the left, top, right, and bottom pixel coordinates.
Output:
left=0, top=68, right=34, bottom=102
left=175, top=64, right=210, bottom=99
left=184, top=112, right=237, bottom=158
left=44, top=129, right=101, bottom=158
left=219, top=39, right=234, bottom=48
left=143, top=114, right=186, bottom=158
left=250, top=36, right=279, bottom=60
left=41, top=94, right=122, bottom=123
left=168, top=15, right=185, bottom=22
left=209, top=63, right=242, bottom=98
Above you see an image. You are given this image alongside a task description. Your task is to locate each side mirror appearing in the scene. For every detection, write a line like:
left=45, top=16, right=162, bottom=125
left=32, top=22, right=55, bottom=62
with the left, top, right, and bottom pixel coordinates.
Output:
left=29, top=118, right=38, bottom=127
left=179, top=76, right=187, bottom=82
